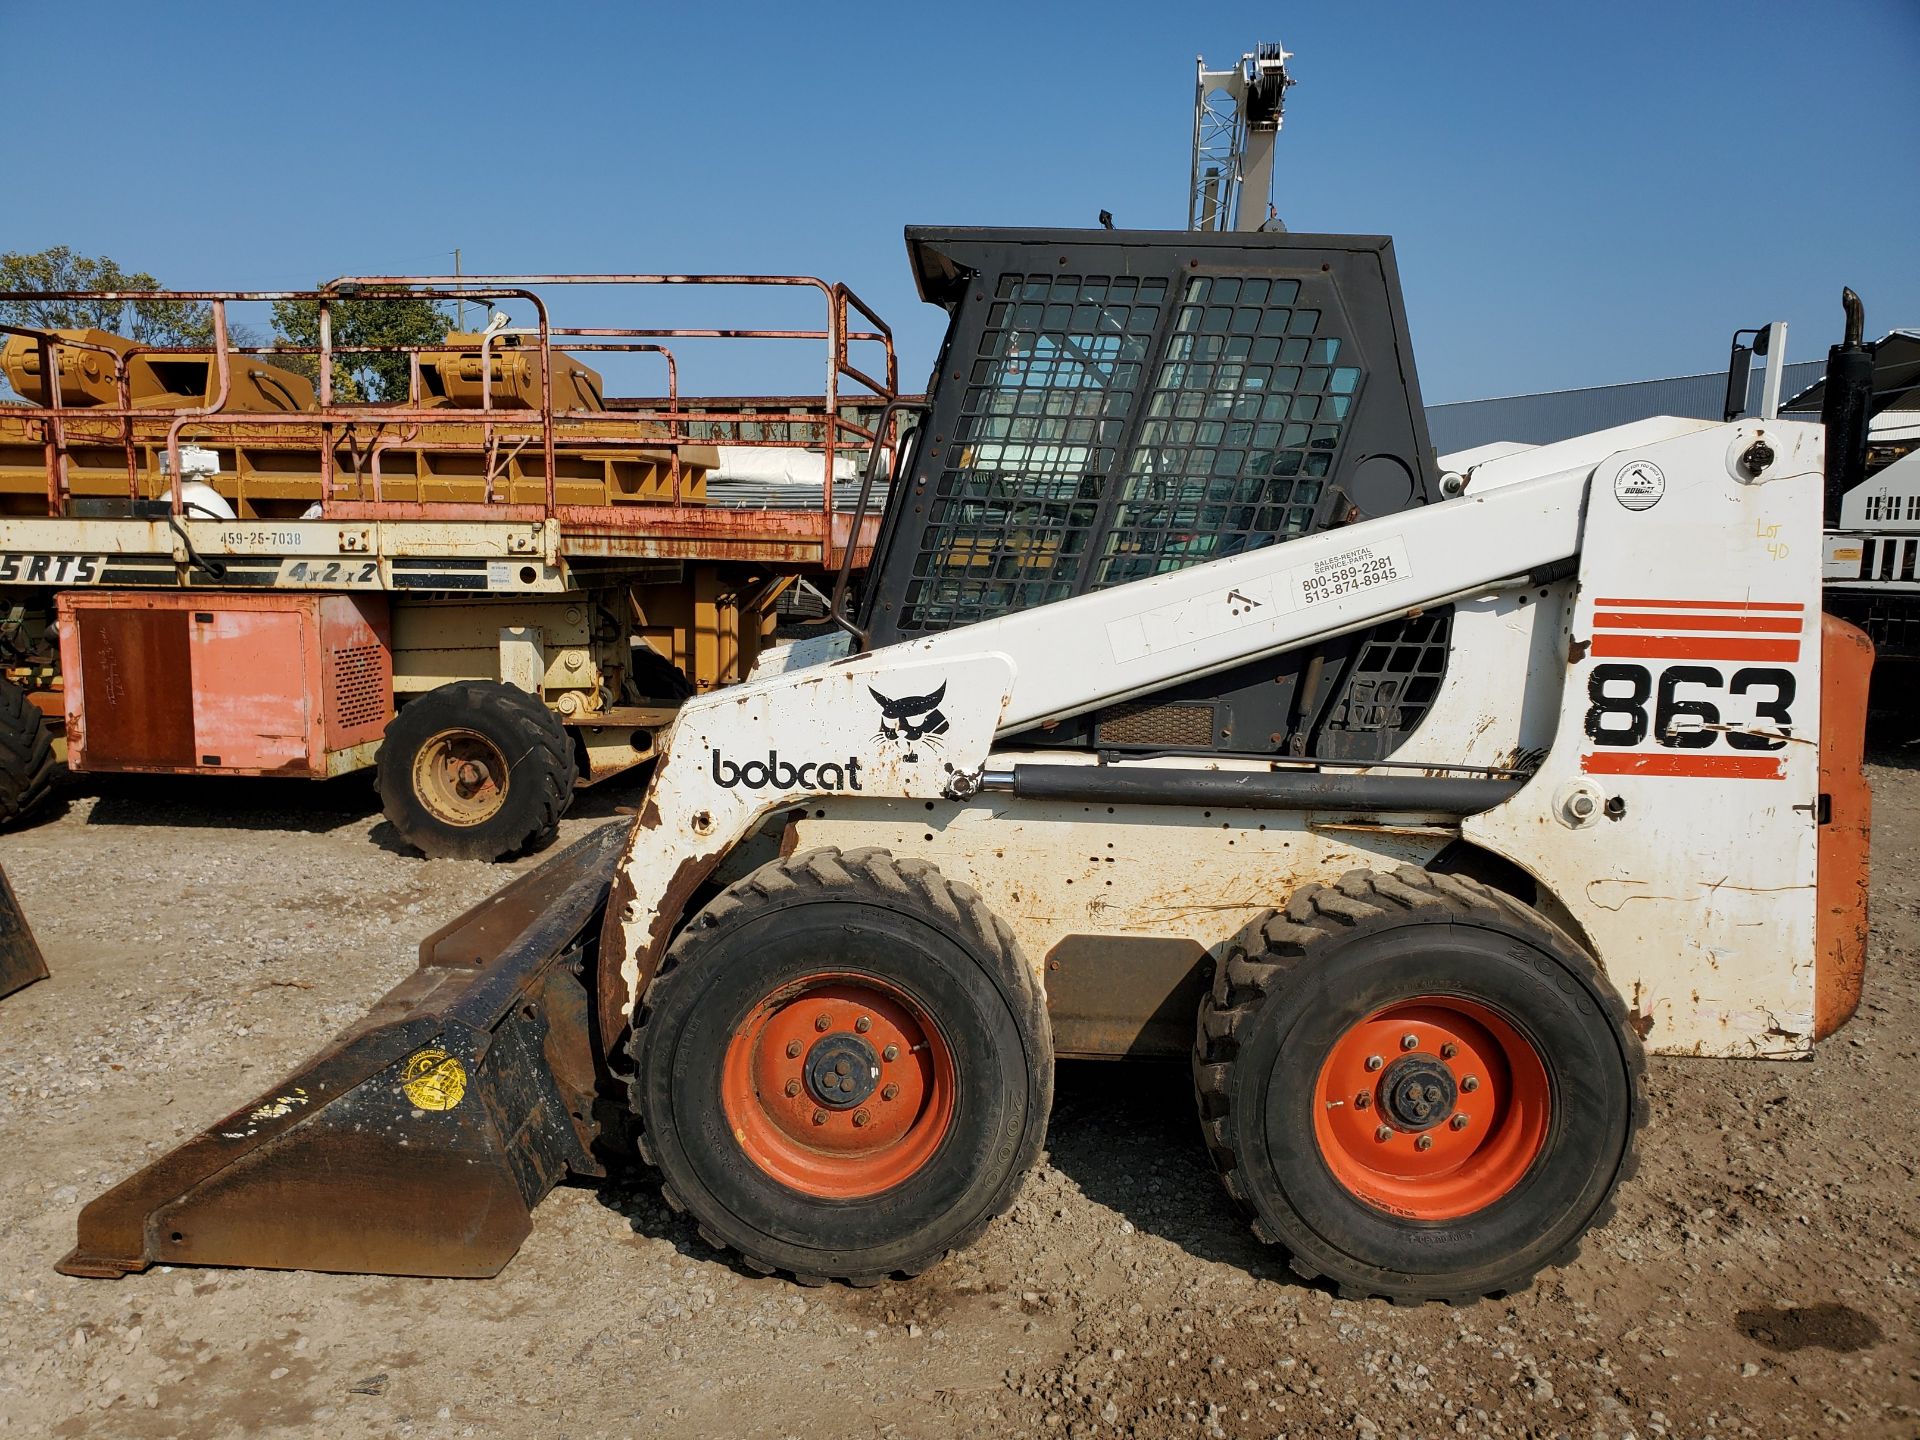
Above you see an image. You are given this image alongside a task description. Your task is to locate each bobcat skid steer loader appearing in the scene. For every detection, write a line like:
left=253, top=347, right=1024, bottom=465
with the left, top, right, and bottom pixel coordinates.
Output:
left=60, top=229, right=1873, bottom=1303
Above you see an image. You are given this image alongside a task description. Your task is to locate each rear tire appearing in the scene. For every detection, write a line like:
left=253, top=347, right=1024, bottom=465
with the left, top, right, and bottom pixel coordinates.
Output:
left=376, top=681, right=576, bottom=861
left=632, top=847, right=1051, bottom=1284
left=0, top=680, right=57, bottom=829
left=1194, top=866, right=1645, bottom=1303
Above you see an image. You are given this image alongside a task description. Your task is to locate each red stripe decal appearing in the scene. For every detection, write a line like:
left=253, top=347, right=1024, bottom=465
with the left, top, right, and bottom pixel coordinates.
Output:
left=1593, top=611, right=1804, bottom=633
left=1582, top=752, right=1786, bottom=780
left=1590, top=597, right=1805, bottom=611
left=1590, top=634, right=1801, bottom=662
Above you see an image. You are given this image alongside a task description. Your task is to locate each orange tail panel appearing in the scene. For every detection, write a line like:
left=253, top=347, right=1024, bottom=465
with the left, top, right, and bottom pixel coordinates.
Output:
left=1814, top=613, right=1874, bottom=1039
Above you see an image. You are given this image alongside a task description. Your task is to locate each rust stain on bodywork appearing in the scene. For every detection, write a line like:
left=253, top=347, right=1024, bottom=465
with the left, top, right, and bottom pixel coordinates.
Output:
left=1627, top=981, right=1656, bottom=1039
left=596, top=790, right=725, bottom=1056
left=595, top=863, right=643, bottom=1054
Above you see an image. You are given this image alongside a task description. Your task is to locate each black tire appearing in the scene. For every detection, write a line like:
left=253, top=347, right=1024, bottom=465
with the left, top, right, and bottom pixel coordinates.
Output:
left=631, top=846, right=1052, bottom=1285
left=0, top=679, right=57, bottom=829
left=1194, top=866, right=1646, bottom=1304
left=375, top=680, right=576, bottom=861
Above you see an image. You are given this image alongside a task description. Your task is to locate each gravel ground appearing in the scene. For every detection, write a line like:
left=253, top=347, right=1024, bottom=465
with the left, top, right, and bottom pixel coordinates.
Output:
left=0, top=758, right=1915, bottom=1439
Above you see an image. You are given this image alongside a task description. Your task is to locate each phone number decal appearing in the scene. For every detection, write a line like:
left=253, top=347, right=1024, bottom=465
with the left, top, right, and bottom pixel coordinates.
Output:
left=1290, top=537, right=1409, bottom=609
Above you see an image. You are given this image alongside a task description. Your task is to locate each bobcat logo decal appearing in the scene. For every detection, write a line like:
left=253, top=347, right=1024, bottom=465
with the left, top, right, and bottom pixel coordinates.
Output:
left=869, top=682, right=950, bottom=763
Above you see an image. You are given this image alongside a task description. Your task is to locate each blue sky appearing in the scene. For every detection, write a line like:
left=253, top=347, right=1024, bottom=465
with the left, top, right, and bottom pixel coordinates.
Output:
left=4, top=0, right=1915, bottom=403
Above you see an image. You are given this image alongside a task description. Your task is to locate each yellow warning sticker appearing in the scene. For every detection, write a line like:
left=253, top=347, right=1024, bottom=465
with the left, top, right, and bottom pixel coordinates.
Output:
left=401, top=1047, right=468, bottom=1111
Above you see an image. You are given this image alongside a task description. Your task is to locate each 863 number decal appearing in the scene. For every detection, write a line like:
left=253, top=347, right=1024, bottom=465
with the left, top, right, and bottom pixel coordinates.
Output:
left=1581, top=663, right=1802, bottom=780
left=1584, top=663, right=1795, bottom=751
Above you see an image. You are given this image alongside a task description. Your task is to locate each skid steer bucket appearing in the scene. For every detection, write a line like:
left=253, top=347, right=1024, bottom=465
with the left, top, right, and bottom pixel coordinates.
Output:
left=58, top=822, right=627, bottom=1280
left=0, top=863, right=48, bottom=1002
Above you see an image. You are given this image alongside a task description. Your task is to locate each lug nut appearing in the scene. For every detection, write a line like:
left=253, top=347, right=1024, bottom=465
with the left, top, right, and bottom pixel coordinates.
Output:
left=1354, top=1092, right=1371, bottom=1110
left=1440, top=1042, right=1458, bottom=1059
left=1364, top=1055, right=1383, bottom=1072
left=815, top=1013, right=833, bottom=1032
left=1423, top=1085, right=1441, bottom=1102
left=1400, top=1033, right=1419, bottom=1051
left=852, top=1109, right=872, bottom=1128
left=855, top=1015, right=873, bottom=1033
left=784, top=1079, right=801, bottom=1098
left=834, top=1059, right=851, bottom=1076
left=1415, top=1134, right=1434, bottom=1152
left=882, top=1083, right=900, bottom=1101
left=1451, top=1113, right=1469, bottom=1130
left=811, top=1109, right=828, bottom=1125
left=1374, top=1125, right=1392, bottom=1142
left=883, top=1044, right=900, bottom=1062
left=786, top=1040, right=803, bottom=1059
left=1461, top=1076, right=1480, bottom=1093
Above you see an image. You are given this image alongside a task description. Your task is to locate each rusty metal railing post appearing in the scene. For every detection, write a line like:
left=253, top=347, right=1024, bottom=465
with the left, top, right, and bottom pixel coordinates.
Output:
left=668, top=345, right=683, bottom=506
left=824, top=281, right=898, bottom=572
left=480, top=325, right=499, bottom=502
left=822, top=286, right=841, bottom=565
left=115, top=352, right=136, bottom=505
left=34, top=335, right=64, bottom=516
left=317, top=298, right=334, bottom=511
left=658, top=343, right=682, bottom=503
left=534, top=299, right=556, bottom=517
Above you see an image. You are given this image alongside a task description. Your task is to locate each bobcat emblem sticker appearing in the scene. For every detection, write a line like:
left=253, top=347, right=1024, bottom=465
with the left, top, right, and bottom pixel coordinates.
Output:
left=869, top=682, right=951, bottom=763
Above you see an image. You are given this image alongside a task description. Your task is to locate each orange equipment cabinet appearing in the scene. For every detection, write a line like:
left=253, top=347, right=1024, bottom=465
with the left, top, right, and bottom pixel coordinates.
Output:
left=56, top=591, right=393, bottom=779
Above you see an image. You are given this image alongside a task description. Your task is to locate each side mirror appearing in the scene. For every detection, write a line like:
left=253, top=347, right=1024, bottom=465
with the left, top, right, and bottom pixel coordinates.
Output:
left=1724, top=321, right=1788, bottom=422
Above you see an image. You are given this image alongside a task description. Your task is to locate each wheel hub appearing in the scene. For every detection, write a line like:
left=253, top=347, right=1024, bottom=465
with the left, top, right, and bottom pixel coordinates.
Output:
left=412, top=728, right=509, bottom=826
left=804, top=1032, right=881, bottom=1109
left=720, top=976, right=957, bottom=1199
left=1379, top=1054, right=1457, bottom=1131
left=1312, top=997, right=1552, bottom=1221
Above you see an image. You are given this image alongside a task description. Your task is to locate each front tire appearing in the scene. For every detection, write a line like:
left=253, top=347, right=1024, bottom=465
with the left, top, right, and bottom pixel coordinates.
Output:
left=0, top=680, right=57, bottom=829
left=376, top=680, right=576, bottom=861
left=1194, top=866, right=1645, bottom=1303
left=632, top=847, right=1052, bottom=1285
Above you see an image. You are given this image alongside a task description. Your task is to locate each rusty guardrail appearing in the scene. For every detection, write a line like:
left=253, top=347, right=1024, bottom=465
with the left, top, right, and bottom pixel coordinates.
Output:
left=0, top=275, right=897, bottom=567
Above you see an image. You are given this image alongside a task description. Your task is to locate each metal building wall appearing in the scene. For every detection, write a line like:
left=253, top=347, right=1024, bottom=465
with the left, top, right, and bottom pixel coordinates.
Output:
left=1425, top=361, right=1825, bottom=455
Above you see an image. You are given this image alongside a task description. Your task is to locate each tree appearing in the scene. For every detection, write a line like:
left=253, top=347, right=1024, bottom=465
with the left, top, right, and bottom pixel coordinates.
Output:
left=270, top=291, right=452, bottom=404
left=0, top=246, right=218, bottom=346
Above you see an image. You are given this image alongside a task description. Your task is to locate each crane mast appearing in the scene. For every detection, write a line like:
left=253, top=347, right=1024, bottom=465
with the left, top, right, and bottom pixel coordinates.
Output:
left=1189, top=42, right=1294, bottom=232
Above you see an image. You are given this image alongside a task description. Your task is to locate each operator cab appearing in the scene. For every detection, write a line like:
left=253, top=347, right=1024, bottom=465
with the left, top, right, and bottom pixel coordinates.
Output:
left=853, top=227, right=1451, bottom=764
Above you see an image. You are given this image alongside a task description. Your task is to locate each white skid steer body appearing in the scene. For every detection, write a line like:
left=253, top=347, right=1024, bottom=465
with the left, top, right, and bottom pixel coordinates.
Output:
left=607, top=413, right=1828, bottom=1060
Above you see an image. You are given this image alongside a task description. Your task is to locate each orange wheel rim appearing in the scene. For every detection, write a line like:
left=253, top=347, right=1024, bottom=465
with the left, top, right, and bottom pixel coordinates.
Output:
left=1313, top=997, right=1550, bottom=1221
left=720, top=974, right=955, bottom=1199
